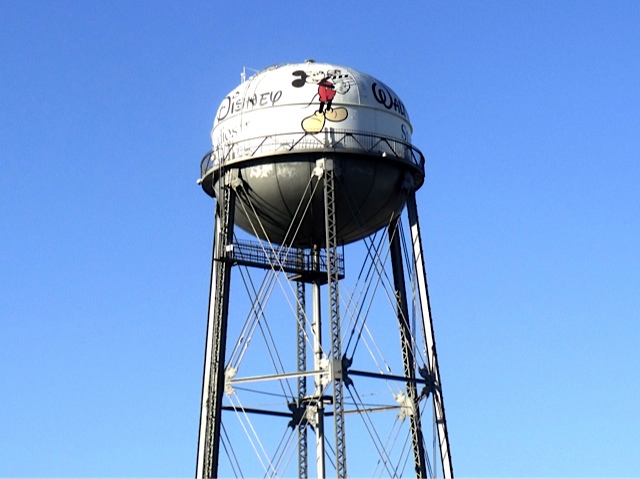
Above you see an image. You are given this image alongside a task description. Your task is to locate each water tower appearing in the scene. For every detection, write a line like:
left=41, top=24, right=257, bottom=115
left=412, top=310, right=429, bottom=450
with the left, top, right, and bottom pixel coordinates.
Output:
left=196, top=61, right=453, bottom=478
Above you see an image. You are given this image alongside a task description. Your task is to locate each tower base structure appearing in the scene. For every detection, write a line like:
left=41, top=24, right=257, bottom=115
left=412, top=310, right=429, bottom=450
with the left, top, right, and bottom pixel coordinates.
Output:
left=196, top=157, right=453, bottom=479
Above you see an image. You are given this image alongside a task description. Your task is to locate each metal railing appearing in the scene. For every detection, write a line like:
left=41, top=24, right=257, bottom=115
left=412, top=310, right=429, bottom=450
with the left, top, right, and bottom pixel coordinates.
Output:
left=200, top=129, right=425, bottom=178
left=224, top=239, right=345, bottom=279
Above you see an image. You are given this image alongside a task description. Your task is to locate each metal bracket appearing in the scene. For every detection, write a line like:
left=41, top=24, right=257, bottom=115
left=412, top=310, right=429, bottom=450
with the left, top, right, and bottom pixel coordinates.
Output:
left=288, top=401, right=309, bottom=429
left=224, top=367, right=237, bottom=395
left=418, top=365, right=438, bottom=399
left=394, top=391, right=417, bottom=420
left=341, top=356, right=353, bottom=388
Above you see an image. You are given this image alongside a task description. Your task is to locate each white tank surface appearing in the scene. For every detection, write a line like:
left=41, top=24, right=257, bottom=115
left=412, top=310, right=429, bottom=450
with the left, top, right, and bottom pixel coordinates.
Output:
left=199, top=60, right=425, bottom=247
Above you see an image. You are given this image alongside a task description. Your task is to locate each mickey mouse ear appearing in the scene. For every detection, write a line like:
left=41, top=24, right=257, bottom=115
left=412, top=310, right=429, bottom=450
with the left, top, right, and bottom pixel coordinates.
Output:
left=291, top=70, right=307, bottom=87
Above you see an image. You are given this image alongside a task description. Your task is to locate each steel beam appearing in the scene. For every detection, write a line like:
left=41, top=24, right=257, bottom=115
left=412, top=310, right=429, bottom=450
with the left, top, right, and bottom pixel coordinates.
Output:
left=322, top=159, right=347, bottom=478
left=296, top=278, right=309, bottom=479
left=388, top=218, right=428, bottom=478
left=407, top=192, right=454, bottom=479
left=196, top=171, right=238, bottom=479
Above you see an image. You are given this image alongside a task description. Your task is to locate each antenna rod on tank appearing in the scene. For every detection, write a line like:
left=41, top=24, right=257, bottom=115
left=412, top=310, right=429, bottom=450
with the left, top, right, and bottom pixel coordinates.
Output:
left=240, top=66, right=259, bottom=83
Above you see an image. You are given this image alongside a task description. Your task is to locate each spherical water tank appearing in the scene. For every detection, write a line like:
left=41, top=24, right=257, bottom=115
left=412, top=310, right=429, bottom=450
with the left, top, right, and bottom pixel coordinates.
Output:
left=199, top=61, right=425, bottom=247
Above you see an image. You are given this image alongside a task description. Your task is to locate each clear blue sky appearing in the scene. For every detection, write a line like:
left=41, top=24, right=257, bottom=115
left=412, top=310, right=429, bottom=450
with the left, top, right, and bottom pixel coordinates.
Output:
left=1, top=1, right=639, bottom=477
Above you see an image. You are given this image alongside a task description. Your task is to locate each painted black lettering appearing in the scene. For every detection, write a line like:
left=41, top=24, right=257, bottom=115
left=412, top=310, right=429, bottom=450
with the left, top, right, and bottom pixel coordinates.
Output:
left=217, top=89, right=283, bottom=120
left=372, top=82, right=408, bottom=118
left=372, top=82, right=392, bottom=109
left=217, top=96, right=231, bottom=121
left=270, top=90, right=282, bottom=104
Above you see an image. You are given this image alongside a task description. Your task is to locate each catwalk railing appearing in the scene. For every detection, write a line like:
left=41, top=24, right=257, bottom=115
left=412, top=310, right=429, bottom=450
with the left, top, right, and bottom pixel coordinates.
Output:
left=221, top=239, right=345, bottom=281
left=200, top=129, right=425, bottom=178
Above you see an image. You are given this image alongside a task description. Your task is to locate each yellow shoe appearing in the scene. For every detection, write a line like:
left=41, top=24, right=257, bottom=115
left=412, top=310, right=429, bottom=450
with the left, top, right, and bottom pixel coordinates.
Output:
left=302, top=112, right=326, bottom=133
left=324, top=107, right=348, bottom=122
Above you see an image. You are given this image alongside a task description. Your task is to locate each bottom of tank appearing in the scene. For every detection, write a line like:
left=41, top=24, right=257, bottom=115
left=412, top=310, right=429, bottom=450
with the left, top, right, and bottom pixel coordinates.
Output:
left=202, top=153, right=422, bottom=248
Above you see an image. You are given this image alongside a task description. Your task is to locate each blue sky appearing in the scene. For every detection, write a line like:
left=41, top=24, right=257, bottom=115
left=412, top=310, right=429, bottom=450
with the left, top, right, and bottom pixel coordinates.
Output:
left=1, top=1, right=639, bottom=477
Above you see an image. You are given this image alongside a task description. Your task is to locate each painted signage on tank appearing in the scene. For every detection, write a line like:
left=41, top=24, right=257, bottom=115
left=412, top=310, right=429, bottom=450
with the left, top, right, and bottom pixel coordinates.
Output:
left=291, top=68, right=354, bottom=133
left=372, top=82, right=408, bottom=119
left=210, top=63, right=415, bottom=165
left=217, top=89, right=283, bottom=121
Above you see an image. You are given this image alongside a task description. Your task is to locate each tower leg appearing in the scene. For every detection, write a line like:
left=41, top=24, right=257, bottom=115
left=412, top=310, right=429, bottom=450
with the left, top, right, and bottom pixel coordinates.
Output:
left=312, top=247, right=326, bottom=479
left=406, top=193, right=454, bottom=479
left=388, top=218, right=428, bottom=478
left=196, top=171, right=238, bottom=479
left=296, top=278, right=309, bottom=479
left=322, top=159, right=347, bottom=478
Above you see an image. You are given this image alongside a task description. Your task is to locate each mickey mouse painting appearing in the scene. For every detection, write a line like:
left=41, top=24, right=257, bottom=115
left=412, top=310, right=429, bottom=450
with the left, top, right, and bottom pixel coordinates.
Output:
left=291, top=68, right=353, bottom=133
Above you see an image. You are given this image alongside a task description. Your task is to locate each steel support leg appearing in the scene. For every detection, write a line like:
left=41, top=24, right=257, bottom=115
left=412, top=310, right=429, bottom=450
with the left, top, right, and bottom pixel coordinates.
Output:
left=196, top=171, right=239, bottom=479
left=322, top=159, right=347, bottom=478
left=311, top=247, right=326, bottom=479
left=388, top=218, right=428, bottom=478
left=406, top=192, right=454, bottom=479
left=296, top=278, right=309, bottom=479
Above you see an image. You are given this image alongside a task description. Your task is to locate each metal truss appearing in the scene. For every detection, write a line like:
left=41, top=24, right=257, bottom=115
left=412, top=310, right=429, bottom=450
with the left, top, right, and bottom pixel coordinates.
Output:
left=195, top=161, right=454, bottom=479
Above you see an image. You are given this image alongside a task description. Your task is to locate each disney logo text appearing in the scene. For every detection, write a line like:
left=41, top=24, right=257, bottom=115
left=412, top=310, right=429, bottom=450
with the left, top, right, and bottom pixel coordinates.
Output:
left=217, top=89, right=283, bottom=121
